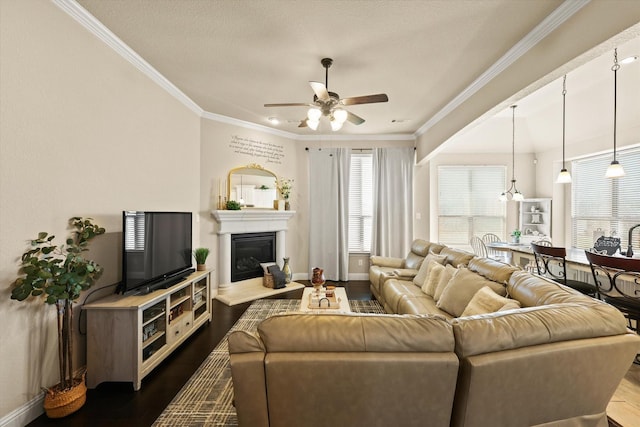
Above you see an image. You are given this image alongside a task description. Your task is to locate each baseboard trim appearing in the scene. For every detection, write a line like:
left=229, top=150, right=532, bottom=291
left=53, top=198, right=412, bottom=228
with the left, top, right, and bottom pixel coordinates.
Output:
left=0, top=393, right=44, bottom=427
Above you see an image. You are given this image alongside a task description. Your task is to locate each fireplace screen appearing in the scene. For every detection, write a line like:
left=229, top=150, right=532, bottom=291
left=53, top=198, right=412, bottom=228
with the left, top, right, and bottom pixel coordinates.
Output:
left=230, top=232, right=276, bottom=282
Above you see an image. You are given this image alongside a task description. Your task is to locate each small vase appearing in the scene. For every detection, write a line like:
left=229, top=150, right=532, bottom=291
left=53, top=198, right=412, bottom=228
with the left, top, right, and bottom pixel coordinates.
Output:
left=285, top=200, right=290, bottom=211
left=311, top=267, right=325, bottom=291
left=282, top=257, right=292, bottom=283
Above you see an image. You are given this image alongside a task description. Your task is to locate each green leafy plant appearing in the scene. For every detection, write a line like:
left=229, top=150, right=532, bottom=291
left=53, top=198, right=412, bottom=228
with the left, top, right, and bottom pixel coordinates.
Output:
left=193, top=247, right=210, bottom=265
left=512, top=229, right=522, bottom=238
left=10, top=217, right=105, bottom=392
left=226, top=200, right=241, bottom=210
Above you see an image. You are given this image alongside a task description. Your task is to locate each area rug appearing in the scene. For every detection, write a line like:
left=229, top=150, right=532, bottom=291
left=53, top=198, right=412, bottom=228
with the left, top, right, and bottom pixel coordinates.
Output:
left=214, top=278, right=305, bottom=306
left=153, top=298, right=384, bottom=426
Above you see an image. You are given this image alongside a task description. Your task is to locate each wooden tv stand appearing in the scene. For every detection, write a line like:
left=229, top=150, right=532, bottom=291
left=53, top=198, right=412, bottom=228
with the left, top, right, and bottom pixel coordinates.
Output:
left=84, top=270, right=211, bottom=390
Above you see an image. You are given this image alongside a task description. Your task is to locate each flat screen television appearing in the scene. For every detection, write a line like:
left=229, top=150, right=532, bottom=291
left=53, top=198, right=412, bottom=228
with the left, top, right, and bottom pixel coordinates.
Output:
left=120, top=211, right=194, bottom=295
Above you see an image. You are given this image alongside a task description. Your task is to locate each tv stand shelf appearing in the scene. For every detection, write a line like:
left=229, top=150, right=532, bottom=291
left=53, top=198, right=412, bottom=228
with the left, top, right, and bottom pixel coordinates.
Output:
left=84, top=270, right=211, bottom=390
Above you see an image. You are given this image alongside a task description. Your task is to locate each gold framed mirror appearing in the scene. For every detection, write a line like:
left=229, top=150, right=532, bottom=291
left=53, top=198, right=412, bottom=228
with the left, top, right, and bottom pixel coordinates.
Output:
left=227, top=163, right=277, bottom=208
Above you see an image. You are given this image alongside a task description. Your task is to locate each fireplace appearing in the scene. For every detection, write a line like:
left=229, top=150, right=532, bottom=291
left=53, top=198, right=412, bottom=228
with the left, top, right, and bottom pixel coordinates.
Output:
left=211, top=209, right=295, bottom=288
left=231, top=232, right=276, bottom=282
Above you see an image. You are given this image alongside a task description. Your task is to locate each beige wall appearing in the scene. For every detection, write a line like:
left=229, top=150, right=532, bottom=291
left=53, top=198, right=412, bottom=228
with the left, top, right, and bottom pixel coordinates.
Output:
left=0, top=0, right=200, bottom=420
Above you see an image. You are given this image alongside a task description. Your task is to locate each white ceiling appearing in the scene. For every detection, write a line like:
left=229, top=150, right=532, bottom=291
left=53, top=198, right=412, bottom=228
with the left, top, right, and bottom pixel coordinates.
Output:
left=73, top=0, right=639, bottom=154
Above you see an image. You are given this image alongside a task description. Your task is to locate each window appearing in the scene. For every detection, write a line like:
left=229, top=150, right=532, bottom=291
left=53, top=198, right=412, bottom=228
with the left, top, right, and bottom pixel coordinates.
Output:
left=349, top=153, right=373, bottom=252
left=124, top=211, right=145, bottom=251
left=438, top=165, right=506, bottom=246
left=571, top=147, right=640, bottom=249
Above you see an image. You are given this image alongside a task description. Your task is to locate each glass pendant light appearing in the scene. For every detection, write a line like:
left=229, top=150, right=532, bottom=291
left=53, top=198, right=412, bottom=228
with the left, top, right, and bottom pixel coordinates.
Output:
left=606, top=48, right=625, bottom=178
left=557, top=75, right=572, bottom=184
left=500, top=105, right=524, bottom=201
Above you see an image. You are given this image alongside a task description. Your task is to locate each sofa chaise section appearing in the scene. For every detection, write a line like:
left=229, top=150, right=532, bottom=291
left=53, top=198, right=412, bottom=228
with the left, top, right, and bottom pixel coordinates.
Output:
left=228, top=313, right=459, bottom=427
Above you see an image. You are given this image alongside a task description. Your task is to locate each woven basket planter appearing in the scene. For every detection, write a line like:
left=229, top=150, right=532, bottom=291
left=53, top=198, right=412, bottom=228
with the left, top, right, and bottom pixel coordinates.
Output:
left=263, top=273, right=274, bottom=288
left=43, top=376, right=87, bottom=418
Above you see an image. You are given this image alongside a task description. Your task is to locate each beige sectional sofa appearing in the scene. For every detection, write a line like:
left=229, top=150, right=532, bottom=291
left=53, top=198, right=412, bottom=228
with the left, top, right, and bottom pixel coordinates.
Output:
left=228, top=239, right=640, bottom=427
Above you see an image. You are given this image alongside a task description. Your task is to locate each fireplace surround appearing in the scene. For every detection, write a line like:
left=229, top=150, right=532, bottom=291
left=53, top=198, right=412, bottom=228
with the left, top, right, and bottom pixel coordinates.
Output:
left=231, top=232, right=276, bottom=282
left=212, top=210, right=295, bottom=288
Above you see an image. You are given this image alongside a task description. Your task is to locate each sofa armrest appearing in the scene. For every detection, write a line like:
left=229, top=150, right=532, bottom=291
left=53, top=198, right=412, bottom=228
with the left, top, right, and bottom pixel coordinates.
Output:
left=370, top=256, right=405, bottom=268
left=228, top=331, right=269, bottom=427
left=392, top=268, right=419, bottom=280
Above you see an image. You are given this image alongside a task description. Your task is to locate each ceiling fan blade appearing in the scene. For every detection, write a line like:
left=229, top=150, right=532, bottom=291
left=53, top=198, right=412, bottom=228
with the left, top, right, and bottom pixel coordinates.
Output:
left=298, top=119, right=308, bottom=128
left=309, top=81, right=330, bottom=102
left=340, top=93, right=389, bottom=106
left=264, top=102, right=312, bottom=107
left=346, top=111, right=365, bottom=125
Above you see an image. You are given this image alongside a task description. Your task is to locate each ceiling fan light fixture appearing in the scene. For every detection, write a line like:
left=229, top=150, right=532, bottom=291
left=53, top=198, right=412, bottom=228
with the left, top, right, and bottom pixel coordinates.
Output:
left=333, top=108, right=348, bottom=123
left=307, top=119, right=320, bottom=130
left=307, top=108, right=322, bottom=121
left=330, top=117, right=343, bottom=131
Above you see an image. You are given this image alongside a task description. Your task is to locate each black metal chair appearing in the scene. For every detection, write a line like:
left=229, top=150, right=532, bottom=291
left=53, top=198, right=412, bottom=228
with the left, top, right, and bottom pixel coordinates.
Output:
left=530, top=242, right=598, bottom=297
left=585, top=250, right=640, bottom=332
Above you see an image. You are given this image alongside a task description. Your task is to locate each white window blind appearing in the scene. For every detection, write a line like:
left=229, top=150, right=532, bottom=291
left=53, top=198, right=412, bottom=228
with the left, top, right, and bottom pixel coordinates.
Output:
left=438, top=165, right=506, bottom=246
left=571, top=147, right=640, bottom=250
left=349, top=153, right=373, bottom=252
left=124, top=211, right=145, bottom=250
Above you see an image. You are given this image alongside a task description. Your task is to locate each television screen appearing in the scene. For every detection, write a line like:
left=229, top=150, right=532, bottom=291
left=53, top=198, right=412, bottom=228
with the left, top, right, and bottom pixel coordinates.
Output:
left=121, top=211, right=193, bottom=294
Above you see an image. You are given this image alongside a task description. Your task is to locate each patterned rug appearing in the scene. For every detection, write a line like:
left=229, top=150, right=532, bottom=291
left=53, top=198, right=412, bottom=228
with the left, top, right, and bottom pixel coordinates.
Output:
left=153, top=298, right=384, bottom=426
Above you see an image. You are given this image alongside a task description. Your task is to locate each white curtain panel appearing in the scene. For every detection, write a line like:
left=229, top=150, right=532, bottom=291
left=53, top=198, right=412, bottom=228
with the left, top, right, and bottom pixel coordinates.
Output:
left=308, top=148, right=351, bottom=281
left=371, top=147, right=415, bottom=257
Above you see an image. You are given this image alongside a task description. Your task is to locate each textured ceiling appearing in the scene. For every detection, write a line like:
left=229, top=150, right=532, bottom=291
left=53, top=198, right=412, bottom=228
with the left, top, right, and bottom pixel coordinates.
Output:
left=74, top=0, right=639, bottom=153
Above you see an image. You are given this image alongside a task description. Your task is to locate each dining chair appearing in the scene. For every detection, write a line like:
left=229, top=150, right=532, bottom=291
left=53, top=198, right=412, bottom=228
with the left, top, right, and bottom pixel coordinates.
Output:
left=585, top=250, right=640, bottom=334
left=530, top=242, right=598, bottom=297
left=482, top=233, right=506, bottom=261
left=469, top=236, right=488, bottom=258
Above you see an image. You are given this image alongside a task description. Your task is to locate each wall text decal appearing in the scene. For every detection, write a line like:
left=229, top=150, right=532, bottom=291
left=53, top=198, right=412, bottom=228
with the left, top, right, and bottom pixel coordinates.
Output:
left=229, top=135, right=285, bottom=164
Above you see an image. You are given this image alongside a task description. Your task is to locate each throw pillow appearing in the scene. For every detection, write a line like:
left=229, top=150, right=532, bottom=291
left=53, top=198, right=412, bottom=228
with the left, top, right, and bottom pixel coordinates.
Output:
left=413, top=253, right=447, bottom=287
left=437, top=267, right=508, bottom=317
left=267, top=265, right=286, bottom=289
left=421, top=261, right=445, bottom=296
left=461, top=286, right=522, bottom=317
left=260, top=262, right=277, bottom=273
left=433, top=264, right=457, bottom=302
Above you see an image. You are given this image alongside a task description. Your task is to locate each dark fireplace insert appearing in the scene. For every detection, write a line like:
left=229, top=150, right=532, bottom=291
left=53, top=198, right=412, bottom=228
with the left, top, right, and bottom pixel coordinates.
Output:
left=231, top=232, right=276, bottom=282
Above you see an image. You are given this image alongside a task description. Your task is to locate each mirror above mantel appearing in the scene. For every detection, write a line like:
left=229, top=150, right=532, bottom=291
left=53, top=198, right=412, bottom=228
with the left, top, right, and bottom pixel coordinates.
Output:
left=227, top=163, right=277, bottom=208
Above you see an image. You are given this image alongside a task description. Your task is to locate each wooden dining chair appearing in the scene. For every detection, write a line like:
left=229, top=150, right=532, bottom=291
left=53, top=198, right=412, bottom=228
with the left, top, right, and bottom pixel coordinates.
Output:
left=530, top=242, right=598, bottom=297
left=585, top=250, right=640, bottom=334
left=469, top=236, right=488, bottom=258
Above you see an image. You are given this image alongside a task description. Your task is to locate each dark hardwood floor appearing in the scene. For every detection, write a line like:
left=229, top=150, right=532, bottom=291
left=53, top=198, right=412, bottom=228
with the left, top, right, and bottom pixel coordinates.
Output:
left=27, top=280, right=373, bottom=427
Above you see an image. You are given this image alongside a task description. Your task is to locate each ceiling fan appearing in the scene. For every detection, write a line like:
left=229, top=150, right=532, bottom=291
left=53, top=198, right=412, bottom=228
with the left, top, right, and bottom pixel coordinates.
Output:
left=264, top=57, right=389, bottom=131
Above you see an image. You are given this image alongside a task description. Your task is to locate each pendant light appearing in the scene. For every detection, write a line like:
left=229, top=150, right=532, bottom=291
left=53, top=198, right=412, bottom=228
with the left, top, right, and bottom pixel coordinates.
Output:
left=499, top=105, right=524, bottom=201
left=606, top=48, right=625, bottom=178
left=557, top=75, right=572, bottom=183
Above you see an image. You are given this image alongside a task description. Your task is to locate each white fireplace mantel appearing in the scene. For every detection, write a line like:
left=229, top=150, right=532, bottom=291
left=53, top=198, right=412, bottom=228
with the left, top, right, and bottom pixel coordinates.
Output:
left=211, top=210, right=295, bottom=286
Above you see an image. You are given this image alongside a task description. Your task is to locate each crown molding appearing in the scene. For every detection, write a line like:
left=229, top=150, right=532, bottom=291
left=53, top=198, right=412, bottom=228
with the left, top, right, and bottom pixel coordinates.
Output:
left=53, top=0, right=203, bottom=116
left=415, top=0, right=590, bottom=137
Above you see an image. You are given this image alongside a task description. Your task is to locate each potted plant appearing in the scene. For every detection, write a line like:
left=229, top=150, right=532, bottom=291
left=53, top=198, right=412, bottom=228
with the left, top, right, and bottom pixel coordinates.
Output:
left=10, top=217, right=105, bottom=418
left=193, top=247, right=210, bottom=271
left=511, top=229, right=522, bottom=244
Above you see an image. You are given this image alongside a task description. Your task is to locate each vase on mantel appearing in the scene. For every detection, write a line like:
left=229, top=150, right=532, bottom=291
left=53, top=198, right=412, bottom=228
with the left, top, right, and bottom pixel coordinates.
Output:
left=282, top=257, right=292, bottom=283
left=284, top=199, right=290, bottom=211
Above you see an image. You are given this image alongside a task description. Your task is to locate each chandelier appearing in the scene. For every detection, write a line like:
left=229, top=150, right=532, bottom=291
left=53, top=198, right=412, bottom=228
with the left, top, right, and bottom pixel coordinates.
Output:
left=499, top=105, right=524, bottom=202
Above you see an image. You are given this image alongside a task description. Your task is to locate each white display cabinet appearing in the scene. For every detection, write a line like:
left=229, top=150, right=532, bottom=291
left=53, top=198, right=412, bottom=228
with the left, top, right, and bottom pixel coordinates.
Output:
left=519, top=198, right=552, bottom=243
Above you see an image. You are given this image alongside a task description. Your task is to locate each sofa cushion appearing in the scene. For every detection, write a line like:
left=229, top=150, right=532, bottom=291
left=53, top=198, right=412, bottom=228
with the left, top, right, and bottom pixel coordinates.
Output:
left=437, top=267, right=508, bottom=317
left=409, top=239, right=432, bottom=257
left=461, top=286, right=521, bottom=317
left=413, top=253, right=447, bottom=287
left=507, top=270, right=589, bottom=307
left=422, top=261, right=445, bottom=296
left=439, top=247, right=475, bottom=267
left=467, top=257, right=519, bottom=284
left=396, top=295, right=454, bottom=318
left=382, top=279, right=423, bottom=313
left=433, top=264, right=457, bottom=302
